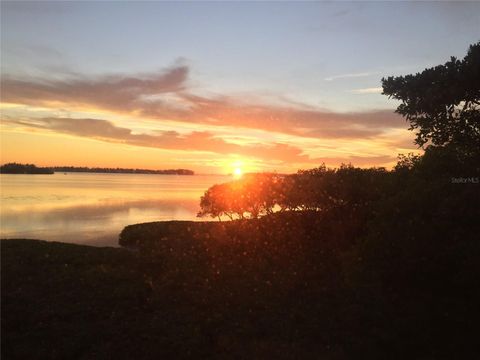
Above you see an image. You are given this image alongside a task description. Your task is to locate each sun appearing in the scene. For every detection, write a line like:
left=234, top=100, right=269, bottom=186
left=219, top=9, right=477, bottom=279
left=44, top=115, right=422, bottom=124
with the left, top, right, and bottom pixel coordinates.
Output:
left=227, top=159, right=247, bottom=177
left=233, top=167, right=243, bottom=177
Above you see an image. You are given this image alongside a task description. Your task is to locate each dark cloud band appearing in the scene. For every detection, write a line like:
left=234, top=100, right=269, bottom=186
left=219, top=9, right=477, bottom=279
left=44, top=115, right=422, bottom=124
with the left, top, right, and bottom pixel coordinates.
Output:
left=1, top=65, right=406, bottom=140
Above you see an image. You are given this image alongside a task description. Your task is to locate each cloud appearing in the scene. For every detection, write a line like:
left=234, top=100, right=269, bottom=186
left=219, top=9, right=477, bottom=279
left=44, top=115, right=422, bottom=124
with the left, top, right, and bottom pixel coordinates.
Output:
left=4, top=116, right=400, bottom=168
left=342, top=155, right=396, bottom=166
left=1, top=66, right=406, bottom=141
left=150, top=93, right=406, bottom=139
left=1, top=64, right=189, bottom=112
left=333, top=9, right=350, bottom=17
left=324, top=72, right=375, bottom=81
left=350, top=87, right=383, bottom=94
left=4, top=117, right=315, bottom=164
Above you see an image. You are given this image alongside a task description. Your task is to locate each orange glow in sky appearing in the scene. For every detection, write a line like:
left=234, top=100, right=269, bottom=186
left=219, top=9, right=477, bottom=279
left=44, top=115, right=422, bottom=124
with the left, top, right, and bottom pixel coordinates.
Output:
left=6, top=2, right=472, bottom=173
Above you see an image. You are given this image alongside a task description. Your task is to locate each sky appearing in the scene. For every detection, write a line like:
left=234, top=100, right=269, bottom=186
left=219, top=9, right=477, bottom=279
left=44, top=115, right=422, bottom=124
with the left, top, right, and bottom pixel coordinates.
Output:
left=1, top=1, right=479, bottom=174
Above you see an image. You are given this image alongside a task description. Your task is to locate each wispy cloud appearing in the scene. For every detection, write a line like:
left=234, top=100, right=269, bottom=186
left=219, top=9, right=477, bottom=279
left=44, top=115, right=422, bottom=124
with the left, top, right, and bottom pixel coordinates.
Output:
left=3, top=116, right=398, bottom=167
left=1, top=64, right=189, bottom=112
left=315, top=155, right=396, bottom=167
left=324, top=72, right=375, bottom=81
left=173, top=93, right=405, bottom=139
left=350, top=87, right=383, bottom=94
left=1, top=66, right=404, bottom=141
left=4, top=117, right=315, bottom=164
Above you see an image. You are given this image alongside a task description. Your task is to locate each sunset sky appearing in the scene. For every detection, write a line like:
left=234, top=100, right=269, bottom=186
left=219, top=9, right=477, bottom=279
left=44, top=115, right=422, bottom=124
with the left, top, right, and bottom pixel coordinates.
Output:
left=1, top=1, right=479, bottom=174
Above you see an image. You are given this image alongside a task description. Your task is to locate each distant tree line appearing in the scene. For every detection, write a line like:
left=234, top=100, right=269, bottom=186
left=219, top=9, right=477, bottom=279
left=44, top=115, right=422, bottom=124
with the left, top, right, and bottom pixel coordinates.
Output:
left=0, top=163, right=194, bottom=175
left=0, top=163, right=54, bottom=174
left=52, top=166, right=194, bottom=175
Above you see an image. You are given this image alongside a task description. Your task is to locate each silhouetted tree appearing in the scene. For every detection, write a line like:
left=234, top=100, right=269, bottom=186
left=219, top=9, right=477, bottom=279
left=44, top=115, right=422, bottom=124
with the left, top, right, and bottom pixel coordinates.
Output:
left=197, top=167, right=392, bottom=221
left=197, top=184, right=229, bottom=220
left=382, top=42, right=480, bottom=150
left=198, top=174, right=285, bottom=220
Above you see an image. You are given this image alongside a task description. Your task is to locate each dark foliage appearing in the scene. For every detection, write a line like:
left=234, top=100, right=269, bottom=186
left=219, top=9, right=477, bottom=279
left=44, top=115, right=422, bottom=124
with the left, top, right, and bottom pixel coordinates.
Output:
left=382, top=42, right=480, bottom=148
left=198, top=166, right=390, bottom=220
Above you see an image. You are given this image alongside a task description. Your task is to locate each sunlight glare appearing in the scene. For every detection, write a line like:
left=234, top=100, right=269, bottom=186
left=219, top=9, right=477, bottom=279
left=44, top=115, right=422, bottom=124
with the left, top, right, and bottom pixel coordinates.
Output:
left=234, top=167, right=243, bottom=177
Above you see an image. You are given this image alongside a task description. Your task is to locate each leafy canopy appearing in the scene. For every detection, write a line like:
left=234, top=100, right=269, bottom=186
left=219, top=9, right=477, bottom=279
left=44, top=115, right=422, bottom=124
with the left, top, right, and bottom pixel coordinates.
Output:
left=382, top=42, right=480, bottom=149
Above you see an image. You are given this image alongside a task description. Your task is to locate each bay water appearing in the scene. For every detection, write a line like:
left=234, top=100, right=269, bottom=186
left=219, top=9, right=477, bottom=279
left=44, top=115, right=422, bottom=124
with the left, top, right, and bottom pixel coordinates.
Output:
left=0, top=173, right=229, bottom=246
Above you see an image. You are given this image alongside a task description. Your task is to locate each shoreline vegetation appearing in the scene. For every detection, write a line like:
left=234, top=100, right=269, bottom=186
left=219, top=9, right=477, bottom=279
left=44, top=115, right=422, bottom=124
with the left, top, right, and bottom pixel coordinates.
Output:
left=0, top=162, right=194, bottom=175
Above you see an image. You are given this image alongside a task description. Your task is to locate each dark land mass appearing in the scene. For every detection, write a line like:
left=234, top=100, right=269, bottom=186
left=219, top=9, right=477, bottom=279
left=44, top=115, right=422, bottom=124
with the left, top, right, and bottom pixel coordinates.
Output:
left=0, top=163, right=194, bottom=175
left=52, top=166, right=194, bottom=175
left=0, top=163, right=54, bottom=174
left=3, top=190, right=479, bottom=359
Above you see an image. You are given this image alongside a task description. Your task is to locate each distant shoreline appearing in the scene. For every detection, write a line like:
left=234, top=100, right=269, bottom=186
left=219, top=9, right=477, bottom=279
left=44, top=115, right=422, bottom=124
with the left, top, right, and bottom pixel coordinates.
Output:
left=0, top=163, right=194, bottom=175
left=51, top=166, right=194, bottom=175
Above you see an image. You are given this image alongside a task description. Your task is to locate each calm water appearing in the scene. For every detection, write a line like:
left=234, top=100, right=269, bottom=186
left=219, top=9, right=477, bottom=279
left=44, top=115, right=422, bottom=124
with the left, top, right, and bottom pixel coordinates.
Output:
left=0, top=173, right=229, bottom=246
